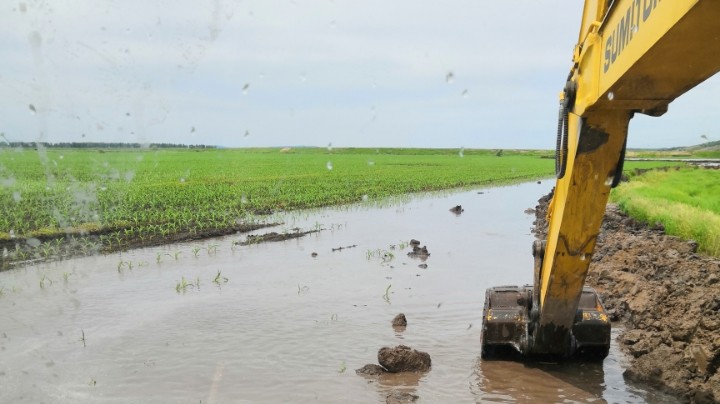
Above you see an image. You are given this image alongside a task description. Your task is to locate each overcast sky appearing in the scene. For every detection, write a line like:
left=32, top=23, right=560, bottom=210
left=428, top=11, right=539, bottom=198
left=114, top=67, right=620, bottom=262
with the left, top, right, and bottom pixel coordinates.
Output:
left=1, top=0, right=718, bottom=149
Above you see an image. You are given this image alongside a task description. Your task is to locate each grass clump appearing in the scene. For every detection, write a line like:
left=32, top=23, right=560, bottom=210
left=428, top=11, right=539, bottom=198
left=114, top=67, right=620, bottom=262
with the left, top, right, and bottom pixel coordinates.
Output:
left=612, top=167, right=720, bottom=257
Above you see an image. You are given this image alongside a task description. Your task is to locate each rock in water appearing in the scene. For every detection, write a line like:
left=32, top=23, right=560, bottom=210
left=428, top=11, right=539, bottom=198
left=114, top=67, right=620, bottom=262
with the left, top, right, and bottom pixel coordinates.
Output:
left=392, top=313, right=407, bottom=327
left=378, top=345, right=431, bottom=373
left=355, top=364, right=387, bottom=376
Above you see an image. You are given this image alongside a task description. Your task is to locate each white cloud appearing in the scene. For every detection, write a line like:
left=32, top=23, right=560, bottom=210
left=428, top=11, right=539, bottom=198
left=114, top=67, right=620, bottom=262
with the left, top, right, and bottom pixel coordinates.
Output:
left=1, top=0, right=717, bottom=148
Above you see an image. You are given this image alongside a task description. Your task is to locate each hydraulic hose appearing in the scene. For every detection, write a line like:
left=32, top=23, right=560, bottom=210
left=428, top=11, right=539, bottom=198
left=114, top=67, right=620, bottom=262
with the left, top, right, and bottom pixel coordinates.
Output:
left=555, top=100, right=569, bottom=179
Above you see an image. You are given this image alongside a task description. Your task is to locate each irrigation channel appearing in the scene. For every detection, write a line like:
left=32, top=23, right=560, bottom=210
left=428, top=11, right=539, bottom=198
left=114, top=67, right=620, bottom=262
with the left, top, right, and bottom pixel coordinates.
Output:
left=0, top=181, right=676, bottom=403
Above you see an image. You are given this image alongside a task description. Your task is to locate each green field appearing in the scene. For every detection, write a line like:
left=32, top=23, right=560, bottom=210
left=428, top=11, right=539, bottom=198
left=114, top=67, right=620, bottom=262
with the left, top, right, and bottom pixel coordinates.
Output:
left=0, top=146, right=693, bottom=266
left=612, top=167, right=720, bottom=257
left=0, top=147, right=554, bottom=242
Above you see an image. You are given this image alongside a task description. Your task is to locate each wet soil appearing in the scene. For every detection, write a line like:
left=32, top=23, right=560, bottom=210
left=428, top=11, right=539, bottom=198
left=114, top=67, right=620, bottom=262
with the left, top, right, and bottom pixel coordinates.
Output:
left=0, top=222, right=278, bottom=271
left=234, top=229, right=320, bottom=246
left=533, top=191, right=720, bottom=403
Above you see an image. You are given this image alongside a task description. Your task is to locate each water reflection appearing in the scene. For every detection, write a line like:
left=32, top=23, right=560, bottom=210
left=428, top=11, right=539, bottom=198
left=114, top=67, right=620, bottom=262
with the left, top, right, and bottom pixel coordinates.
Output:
left=475, top=358, right=606, bottom=402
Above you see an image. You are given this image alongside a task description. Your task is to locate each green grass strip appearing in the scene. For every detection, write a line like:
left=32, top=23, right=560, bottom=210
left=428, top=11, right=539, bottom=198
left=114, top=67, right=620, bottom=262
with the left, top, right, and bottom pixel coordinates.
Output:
left=612, top=167, right=720, bottom=257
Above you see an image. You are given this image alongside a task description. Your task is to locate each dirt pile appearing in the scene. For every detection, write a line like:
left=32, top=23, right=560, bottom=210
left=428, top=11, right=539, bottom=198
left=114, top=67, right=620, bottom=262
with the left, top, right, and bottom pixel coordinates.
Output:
left=378, top=345, right=432, bottom=373
left=533, top=192, right=720, bottom=403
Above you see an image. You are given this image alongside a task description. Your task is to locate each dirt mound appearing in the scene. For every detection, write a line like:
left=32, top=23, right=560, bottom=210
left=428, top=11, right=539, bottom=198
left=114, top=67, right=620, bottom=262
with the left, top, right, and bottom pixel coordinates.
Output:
left=392, top=313, right=408, bottom=327
left=378, top=345, right=431, bottom=373
left=533, top=192, right=720, bottom=402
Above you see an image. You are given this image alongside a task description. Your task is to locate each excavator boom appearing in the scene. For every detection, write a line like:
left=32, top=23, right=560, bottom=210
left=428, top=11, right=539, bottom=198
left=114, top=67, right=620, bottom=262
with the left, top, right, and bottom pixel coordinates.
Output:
left=482, top=0, right=720, bottom=359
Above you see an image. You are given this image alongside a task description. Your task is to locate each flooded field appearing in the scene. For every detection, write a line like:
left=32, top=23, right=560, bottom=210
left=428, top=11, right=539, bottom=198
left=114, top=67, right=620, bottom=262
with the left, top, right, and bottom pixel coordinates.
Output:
left=0, top=182, right=675, bottom=403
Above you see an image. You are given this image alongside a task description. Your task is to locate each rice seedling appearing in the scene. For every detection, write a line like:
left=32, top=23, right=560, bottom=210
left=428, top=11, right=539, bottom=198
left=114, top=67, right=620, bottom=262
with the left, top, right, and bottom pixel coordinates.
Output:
left=213, top=270, right=229, bottom=284
left=176, top=277, right=191, bottom=293
left=79, top=329, right=87, bottom=348
left=383, top=284, right=392, bottom=303
left=39, top=275, right=52, bottom=289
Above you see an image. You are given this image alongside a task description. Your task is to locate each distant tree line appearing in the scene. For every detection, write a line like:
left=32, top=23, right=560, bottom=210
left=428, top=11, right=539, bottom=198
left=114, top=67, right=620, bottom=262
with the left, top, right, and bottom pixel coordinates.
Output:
left=0, top=142, right=217, bottom=149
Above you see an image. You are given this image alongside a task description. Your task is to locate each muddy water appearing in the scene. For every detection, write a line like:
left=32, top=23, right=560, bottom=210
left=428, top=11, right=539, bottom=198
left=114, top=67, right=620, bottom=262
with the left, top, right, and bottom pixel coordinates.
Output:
left=0, top=182, right=675, bottom=403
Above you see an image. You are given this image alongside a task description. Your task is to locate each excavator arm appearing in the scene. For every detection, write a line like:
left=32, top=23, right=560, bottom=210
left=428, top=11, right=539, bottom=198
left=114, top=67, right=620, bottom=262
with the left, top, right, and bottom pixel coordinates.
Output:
left=482, top=0, right=720, bottom=359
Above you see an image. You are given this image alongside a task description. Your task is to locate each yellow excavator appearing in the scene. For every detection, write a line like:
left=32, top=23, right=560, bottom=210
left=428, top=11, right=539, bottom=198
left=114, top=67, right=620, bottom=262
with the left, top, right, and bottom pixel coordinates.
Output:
left=481, top=0, right=720, bottom=359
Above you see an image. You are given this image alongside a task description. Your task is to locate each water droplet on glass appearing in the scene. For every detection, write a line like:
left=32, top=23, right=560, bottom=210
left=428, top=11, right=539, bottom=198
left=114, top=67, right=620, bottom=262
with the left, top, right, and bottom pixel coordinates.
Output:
left=327, top=142, right=333, bottom=152
left=243, top=83, right=250, bottom=95
left=605, top=175, right=614, bottom=186
left=12, top=192, right=21, bottom=203
left=367, top=160, right=375, bottom=166
left=19, top=2, right=27, bottom=13
left=125, top=171, right=135, bottom=182
left=29, top=104, right=37, bottom=114
left=632, top=25, right=638, bottom=34
left=462, top=89, right=469, bottom=98
left=300, top=73, right=307, bottom=82
left=459, top=147, right=465, bottom=158
left=27, top=238, right=41, bottom=247
left=180, top=178, right=186, bottom=183
left=28, top=31, right=42, bottom=49
left=326, top=161, right=333, bottom=170
left=330, top=20, right=337, bottom=29
left=580, top=254, right=586, bottom=261
left=362, top=194, right=369, bottom=201
left=100, top=186, right=107, bottom=191
left=59, top=155, right=64, bottom=159
left=607, top=91, right=614, bottom=101
left=445, top=71, right=454, bottom=84
left=9, top=229, right=15, bottom=238
left=125, top=112, right=131, bottom=117
left=241, top=194, right=248, bottom=204
left=244, top=130, right=250, bottom=137
left=190, top=126, right=196, bottom=133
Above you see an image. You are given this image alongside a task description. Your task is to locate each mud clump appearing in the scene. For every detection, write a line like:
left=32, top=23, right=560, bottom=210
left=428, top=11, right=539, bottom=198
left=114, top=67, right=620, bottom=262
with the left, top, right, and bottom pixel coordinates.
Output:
left=533, top=190, right=720, bottom=402
left=386, top=391, right=419, bottom=403
left=392, top=313, right=407, bottom=327
left=449, top=205, right=464, bottom=215
left=407, top=240, right=430, bottom=259
left=236, top=229, right=319, bottom=246
left=378, top=345, right=431, bottom=373
left=355, top=364, right=387, bottom=376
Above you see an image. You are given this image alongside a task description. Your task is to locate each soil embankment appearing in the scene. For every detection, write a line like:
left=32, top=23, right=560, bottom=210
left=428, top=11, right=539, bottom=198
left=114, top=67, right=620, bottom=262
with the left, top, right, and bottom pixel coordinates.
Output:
left=533, top=191, right=720, bottom=403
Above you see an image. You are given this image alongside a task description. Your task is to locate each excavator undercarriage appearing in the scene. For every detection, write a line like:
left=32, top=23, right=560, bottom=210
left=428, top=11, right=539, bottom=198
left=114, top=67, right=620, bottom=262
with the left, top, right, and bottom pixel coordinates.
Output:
left=481, top=285, right=610, bottom=361
left=481, top=241, right=610, bottom=360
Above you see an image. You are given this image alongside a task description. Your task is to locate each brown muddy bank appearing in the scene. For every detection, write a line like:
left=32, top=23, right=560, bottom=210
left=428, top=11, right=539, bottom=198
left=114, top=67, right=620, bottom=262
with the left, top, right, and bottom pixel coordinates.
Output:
left=533, top=192, right=720, bottom=403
